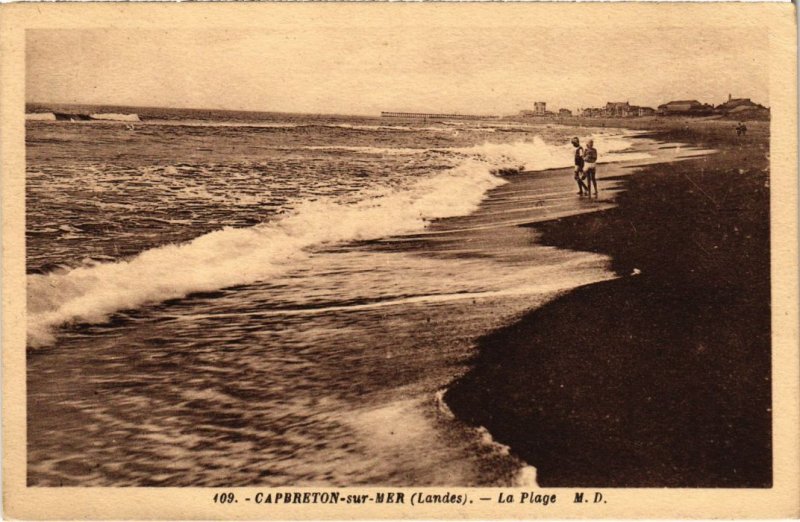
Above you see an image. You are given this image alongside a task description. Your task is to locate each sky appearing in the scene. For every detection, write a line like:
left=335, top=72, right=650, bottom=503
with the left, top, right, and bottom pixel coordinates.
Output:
left=26, top=26, right=769, bottom=116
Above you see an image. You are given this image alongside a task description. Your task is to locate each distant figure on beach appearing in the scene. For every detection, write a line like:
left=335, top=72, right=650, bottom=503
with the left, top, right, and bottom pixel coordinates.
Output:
left=571, top=137, right=588, bottom=196
left=583, top=139, right=599, bottom=197
left=736, top=122, right=748, bottom=136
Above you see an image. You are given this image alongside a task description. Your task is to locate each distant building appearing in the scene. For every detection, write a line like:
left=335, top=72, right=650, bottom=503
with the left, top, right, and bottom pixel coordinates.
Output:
left=558, top=108, right=572, bottom=117
left=580, top=107, right=604, bottom=118
left=519, top=102, right=548, bottom=117
left=605, top=101, right=632, bottom=117
left=579, top=104, right=654, bottom=118
left=657, top=100, right=714, bottom=116
left=715, top=94, right=767, bottom=114
left=636, top=106, right=656, bottom=117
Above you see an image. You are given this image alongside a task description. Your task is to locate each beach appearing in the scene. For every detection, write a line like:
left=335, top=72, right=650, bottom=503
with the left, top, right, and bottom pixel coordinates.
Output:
left=25, top=109, right=768, bottom=487
left=25, top=112, right=642, bottom=486
left=444, top=119, right=771, bottom=487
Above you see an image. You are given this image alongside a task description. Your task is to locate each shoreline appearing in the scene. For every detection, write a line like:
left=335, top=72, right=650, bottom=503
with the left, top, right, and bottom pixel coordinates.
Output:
left=444, top=120, right=771, bottom=487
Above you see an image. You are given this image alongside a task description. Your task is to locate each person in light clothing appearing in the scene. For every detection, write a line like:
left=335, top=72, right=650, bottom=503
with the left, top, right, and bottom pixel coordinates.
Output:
left=583, top=139, right=598, bottom=197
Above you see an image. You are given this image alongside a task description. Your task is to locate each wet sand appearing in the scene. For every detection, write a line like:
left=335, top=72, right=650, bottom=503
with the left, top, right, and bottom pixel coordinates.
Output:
left=445, top=121, right=771, bottom=487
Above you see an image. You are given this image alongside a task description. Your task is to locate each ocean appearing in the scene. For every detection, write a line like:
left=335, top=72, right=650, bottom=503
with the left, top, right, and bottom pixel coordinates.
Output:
left=26, top=107, right=655, bottom=486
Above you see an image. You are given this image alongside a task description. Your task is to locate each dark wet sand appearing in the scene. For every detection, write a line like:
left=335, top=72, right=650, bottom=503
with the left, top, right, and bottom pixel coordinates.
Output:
left=445, top=121, right=771, bottom=487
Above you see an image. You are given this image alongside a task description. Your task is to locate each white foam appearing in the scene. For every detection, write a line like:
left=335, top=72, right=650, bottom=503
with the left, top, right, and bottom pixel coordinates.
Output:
left=290, top=145, right=427, bottom=156
left=27, top=133, right=647, bottom=346
left=515, top=465, right=539, bottom=487
left=26, top=112, right=56, bottom=121
left=90, top=113, right=141, bottom=122
left=434, top=389, right=456, bottom=419
left=473, top=425, right=540, bottom=487
left=27, top=159, right=506, bottom=347
left=124, top=120, right=445, bottom=132
left=143, top=120, right=302, bottom=129
left=450, top=134, right=649, bottom=172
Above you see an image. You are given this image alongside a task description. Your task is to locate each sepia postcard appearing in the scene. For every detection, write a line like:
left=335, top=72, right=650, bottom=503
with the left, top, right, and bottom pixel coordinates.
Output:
left=1, top=2, right=798, bottom=520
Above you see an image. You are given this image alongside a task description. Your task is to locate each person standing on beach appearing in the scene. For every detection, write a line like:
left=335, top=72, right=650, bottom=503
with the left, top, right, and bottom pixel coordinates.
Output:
left=571, top=137, right=588, bottom=196
left=583, top=139, right=599, bottom=197
left=737, top=122, right=748, bottom=136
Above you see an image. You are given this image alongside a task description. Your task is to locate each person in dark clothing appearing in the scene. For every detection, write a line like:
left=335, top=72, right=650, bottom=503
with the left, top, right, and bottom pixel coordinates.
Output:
left=571, top=137, right=588, bottom=196
left=737, top=122, right=748, bottom=136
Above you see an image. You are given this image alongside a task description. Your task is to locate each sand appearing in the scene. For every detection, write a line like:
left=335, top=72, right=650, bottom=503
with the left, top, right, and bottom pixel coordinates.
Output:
left=444, top=119, right=771, bottom=487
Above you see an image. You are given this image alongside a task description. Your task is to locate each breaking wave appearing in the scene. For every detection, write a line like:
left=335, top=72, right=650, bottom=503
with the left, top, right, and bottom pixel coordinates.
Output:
left=454, top=134, right=651, bottom=170
left=89, top=113, right=141, bottom=122
left=27, top=157, right=508, bottom=347
left=26, top=135, right=643, bottom=347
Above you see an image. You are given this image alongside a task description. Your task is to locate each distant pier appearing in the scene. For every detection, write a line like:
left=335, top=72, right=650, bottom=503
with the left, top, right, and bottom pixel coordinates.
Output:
left=381, top=111, right=499, bottom=120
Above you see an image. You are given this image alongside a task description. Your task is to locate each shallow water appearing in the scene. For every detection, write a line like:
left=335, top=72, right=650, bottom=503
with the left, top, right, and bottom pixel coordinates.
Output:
left=27, top=112, right=662, bottom=486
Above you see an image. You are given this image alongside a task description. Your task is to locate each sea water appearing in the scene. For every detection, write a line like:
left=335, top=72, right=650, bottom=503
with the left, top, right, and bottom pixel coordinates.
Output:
left=26, top=109, right=649, bottom=486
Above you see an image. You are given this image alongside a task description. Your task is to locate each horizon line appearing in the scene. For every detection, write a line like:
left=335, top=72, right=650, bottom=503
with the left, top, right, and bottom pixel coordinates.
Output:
left=26, top=95, right=768, bottom=117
